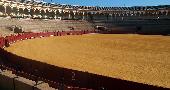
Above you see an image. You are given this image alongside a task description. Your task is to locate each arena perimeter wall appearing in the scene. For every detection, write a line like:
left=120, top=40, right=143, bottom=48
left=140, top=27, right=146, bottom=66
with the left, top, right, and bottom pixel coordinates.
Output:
left=0, top=31, right=169, bottom=90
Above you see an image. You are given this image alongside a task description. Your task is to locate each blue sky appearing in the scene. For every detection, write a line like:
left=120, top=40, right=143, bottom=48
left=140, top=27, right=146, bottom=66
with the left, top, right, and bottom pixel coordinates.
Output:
left=44, top=0, right=170, bottom=7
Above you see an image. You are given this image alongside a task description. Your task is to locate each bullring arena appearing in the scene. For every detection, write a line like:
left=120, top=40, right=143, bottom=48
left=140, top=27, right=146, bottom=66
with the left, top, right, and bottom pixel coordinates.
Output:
left=0, top=0, right=170, bottom=90
left=5, top=34, right=170, bottom=87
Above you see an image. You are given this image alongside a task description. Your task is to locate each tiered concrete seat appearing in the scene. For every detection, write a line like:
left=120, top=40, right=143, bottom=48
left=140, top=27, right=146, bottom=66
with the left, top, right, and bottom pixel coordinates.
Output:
left=0, top=18, right=95, bottom=36
left=0, top=70, right=57, bottom=90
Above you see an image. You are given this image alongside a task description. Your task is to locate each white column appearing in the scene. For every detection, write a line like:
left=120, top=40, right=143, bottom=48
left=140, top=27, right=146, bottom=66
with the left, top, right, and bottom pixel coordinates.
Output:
left=114, top=13, right=117, bottom=19
left=4, top=6, right=7, bottom=15
left=44, top=9, right=47, bottom=19
left=166, top=10, right=168, bottom=16
left=69, top=11, right=71, bottom=19
left=82, top=12, right=85, bottom=20
left=17, top=8, right=20, bottom=17
left=54, top=11, right=57, bottom=19
left=73, top=12, right=76, bottom=19
left=109, top=14, right=113, bottom=21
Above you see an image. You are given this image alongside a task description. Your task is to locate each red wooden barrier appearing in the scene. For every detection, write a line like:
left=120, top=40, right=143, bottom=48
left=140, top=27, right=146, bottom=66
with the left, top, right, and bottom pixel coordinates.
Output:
left=60, top=31, right=66, bottom=36
left=1, top=30, right=90, bottom=49
left=72, top=31, right=75, bottom=35
left=54, top=31, right=58, bottom=36
left=0, top=37, right=5, bottom=48
left=58, top=31, right=62, bottom=36
left=46, top=32, right=53, bottom=37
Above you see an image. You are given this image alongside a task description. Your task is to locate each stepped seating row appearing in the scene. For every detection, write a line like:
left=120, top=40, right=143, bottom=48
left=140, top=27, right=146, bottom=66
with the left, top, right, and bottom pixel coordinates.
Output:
left=0, top=30, right=13, bottom=37
left=0, top=18, right=94, bottom=33
left=0, top=68, right=56, bottom=90
left=0, top=64, right=92, bottom=90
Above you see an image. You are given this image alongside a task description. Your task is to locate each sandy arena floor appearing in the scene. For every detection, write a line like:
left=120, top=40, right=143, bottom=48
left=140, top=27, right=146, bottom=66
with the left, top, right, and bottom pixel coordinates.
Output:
left=5, top=34, right=170, bottom=88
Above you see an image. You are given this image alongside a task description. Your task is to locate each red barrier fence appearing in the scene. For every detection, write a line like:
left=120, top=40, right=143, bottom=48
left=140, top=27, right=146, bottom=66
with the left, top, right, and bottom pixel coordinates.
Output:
left=0, top=37, right=5, bottom=48
left=0, top=30, right=94, bottom=48
left=0, top=30, right=99, bottom=48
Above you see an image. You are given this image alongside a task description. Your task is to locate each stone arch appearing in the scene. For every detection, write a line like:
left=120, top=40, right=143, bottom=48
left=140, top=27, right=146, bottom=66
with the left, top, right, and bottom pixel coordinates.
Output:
left=55, top=10, right=60, bottom=17
left=49, top=10, right=55, bottom=19
left=142, top=11, right=147, bottom=16
left=77, top=12, right=83, bottom=19
left=122, top=13, right=127, bottom=17
left=93, top=12, right=100, bottom=20
left=139, top=12, right=144, bottom=16
left=148, top=11, right=153, bottom=16
left=101, top=12, right=105, bottom=15
left=144, top=11, right=149, bottom=16
left=83, top=12, right=88, bottom=16
left=6, top=6, right=12, bottom=15
left=136, top=12, right=140, bottom=16
left=23, top=8, right=29, bottom=15
left=34, top=9, right=40, bottom=15
left=95, top=12, right=100, bottom=16
left=87, top=12, right=93, bottom=20
left=62, top=11, right=69, bottom=19
left=119, top=13, right=124, bottom=17
left=40, top=9, right=45, bottom=18
left=59, top=10, right=64, bottom=19
left=33, top=9, right=41, bottom=18
left=104, top=13, right=110, bottom=20
left=45, top=9, right=50, bottom=18
left=123, top=13, right=127, bottom=17
left=114, top=13, right=118, bottom=17
left=99, top=13, right=106, bottom=20
left=82, top=12, right=88, bottom=20
left=109, top=13, right=113, bottom=17
left=0, top=5, right=5, bottom=14
left=162, top=11, right=167, bottom=15
left=70, top=11, right=75, bottom=19
left=74, top=12, right=80, bottom=19
left=30, top=9, right=34, bottom=17
left=152, top=11, right=157, bottom=16
left=19, top=8, right=24, bottom=15
left=158, top=11, right=163, bottom=16
left=12, top=7, right=18, bottom=15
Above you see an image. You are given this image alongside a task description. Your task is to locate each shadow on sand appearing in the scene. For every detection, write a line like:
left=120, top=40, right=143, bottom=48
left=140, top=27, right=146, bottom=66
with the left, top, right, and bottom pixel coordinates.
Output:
left=0, top=48, right=169, bottom=90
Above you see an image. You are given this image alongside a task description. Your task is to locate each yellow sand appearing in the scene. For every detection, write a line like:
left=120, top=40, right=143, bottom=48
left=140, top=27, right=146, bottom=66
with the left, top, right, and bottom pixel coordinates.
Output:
left=5, top=34, right=170, bottom=88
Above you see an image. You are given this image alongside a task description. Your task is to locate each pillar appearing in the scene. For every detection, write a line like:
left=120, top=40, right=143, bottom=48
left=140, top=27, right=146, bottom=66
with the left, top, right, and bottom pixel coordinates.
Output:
left=110, top=13, right=113, bottom=21
left=4, top=5, right=7, bottom=16
left=68, top=11, right=71, bottom=19
left=54, top=11, right=57, bottom=19
left=81, top=12, right=84, bottom=20
left=73, top=11, right=76, bottom=19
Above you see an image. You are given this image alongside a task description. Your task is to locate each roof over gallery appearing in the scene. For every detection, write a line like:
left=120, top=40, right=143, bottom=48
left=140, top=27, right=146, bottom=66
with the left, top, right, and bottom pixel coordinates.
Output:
left=43, top=0, right=170, bottom=7
left=23, top=0, right=170, bottom=11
